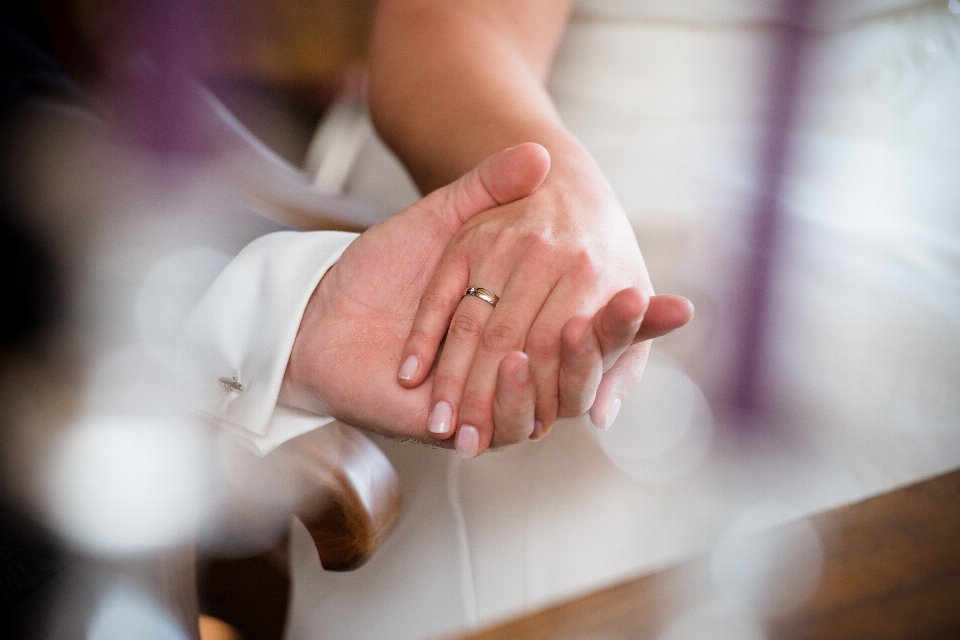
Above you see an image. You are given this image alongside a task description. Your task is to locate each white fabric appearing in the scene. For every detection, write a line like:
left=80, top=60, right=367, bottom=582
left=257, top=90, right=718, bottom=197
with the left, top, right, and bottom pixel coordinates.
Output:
left=176, top=230, right=357, bottom=455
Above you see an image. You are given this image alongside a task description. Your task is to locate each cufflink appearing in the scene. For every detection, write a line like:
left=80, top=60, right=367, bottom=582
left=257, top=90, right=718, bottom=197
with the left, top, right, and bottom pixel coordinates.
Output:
left=218, top=376, right=244, bottom=392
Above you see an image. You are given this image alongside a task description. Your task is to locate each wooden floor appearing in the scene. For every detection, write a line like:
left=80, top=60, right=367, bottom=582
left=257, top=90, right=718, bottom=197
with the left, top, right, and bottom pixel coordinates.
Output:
left=450, top=468, right=960, bottom=640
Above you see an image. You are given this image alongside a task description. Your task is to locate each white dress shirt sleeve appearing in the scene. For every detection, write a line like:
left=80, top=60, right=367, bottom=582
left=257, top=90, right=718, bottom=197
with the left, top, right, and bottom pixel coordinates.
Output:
left=175, top=230, right=358, bottom=455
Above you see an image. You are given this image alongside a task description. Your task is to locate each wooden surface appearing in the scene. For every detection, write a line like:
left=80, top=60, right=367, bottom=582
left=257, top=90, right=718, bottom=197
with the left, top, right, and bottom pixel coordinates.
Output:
left=280, top=421, right=402, bottom=571
left=199, top=550, right=290, bottom=640
left=194, top=423, right=402, bottom=639
left=450, top=468, right=960, bottom=640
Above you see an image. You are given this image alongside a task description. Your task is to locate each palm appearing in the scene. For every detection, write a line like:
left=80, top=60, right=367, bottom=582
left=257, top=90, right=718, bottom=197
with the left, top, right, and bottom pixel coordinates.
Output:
left=301, top=207, right=453, bottom=440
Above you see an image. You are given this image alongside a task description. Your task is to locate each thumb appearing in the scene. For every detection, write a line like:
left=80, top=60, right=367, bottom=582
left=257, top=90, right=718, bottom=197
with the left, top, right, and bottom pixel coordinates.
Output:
left=425, top=142, right=551, bottom=231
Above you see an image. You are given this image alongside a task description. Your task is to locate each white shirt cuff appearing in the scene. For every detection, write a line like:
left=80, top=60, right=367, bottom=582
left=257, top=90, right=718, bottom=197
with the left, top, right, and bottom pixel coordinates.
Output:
left=176, top=230, right=358, bottom=455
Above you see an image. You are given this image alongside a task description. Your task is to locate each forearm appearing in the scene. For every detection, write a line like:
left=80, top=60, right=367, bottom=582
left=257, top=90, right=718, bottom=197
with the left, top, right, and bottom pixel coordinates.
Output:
left=368, top=0, right=580, bottom=193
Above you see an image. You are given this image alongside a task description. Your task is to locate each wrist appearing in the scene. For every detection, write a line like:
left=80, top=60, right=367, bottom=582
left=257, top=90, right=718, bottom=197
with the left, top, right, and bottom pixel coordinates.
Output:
left=522, top=130, right=624, bottom=225
left=277, top=281, right=337, bottom=419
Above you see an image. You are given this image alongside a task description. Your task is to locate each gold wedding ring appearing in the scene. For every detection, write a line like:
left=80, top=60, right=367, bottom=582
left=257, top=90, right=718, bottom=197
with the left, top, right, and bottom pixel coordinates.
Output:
left=463, top=287, right=500, bottom=308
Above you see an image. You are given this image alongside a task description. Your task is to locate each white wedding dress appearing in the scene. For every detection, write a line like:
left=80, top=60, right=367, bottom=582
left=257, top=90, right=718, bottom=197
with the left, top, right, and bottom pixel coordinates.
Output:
left=285, top=2, right=960, bottom=638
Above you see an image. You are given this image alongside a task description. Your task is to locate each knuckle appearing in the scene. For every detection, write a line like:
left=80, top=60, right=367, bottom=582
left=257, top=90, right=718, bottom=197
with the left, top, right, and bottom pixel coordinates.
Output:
left=448, top=313, right=485, bottom=342
left=527, top=233, right=561, bottom=259
left=576, top=251, right=603, bottom=281
left=562, top=345, right=594, bottom=374
left=482, top=320, right=522, bottom=353
left=565, top=249, right=602, bottom=286
left=491, top=224, right=522, bottom=246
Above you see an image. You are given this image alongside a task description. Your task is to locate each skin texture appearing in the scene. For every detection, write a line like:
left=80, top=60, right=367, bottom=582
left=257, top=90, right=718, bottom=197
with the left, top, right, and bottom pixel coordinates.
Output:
left=279, top=144, right=692, bottom=451
left=369, top=0, right=693, bottom=456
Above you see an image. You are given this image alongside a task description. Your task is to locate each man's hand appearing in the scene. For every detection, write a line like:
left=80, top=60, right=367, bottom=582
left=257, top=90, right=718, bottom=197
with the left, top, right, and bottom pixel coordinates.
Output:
left=279, top=143, right=552, bottom=444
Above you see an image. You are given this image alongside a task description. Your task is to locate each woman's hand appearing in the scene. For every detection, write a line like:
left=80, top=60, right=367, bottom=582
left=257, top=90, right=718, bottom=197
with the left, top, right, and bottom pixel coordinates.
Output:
left=395, top=152, right=693, bottom=457
left=368, top=0, right=693, bottom=457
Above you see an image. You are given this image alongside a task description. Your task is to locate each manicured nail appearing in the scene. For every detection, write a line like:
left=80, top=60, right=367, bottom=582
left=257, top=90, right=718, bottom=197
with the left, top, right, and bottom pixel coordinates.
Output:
left=529, top=420, right=544, bottom=441
left=456, top=425, right=479, bottom=458
left=603, top=397, right=623, bottom=431
left=398, top=355, right=418, bottom=381
left=429, top=401, right=452, bottom=434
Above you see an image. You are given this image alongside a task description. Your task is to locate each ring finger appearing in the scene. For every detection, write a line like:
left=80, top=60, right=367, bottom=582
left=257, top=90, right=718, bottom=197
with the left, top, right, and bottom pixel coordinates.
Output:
left=452, top=263, right=557, bottom=456
left=426, top=277, right=505, bottom=441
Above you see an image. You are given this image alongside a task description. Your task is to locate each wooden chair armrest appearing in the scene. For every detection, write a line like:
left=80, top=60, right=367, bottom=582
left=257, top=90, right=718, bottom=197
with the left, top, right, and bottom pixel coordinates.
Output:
left=275, top=421, right=402, bottom=571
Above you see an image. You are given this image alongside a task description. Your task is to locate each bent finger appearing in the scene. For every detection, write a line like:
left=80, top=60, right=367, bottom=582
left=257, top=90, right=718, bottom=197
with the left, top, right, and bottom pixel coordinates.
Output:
left=589, top=342, right=650, bottom=431
left=594, top=287, right=649, bottom=371
left=588, top=294, right=693, bottom=430
left=525, top=282, right=585, bottom=439
left=557, top=315, right=603, bottom=418
left=488, top=351, right=536, bottom=450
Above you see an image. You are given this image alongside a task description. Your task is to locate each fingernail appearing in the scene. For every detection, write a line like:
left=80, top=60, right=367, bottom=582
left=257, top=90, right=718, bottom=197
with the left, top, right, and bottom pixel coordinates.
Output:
left=456, top=425, right=479, bottom=458
left=529, top=420, right=544, bottom=441
left=429, top=401, right=452, bottom=434
left=398, top=355, right=418, bottom=381
left=603, top=397, right=623, bottom=431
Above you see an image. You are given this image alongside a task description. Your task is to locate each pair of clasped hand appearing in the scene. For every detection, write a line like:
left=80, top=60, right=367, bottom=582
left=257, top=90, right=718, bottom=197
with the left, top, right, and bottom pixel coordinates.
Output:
left=281, top=144, right=694, bottom=458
